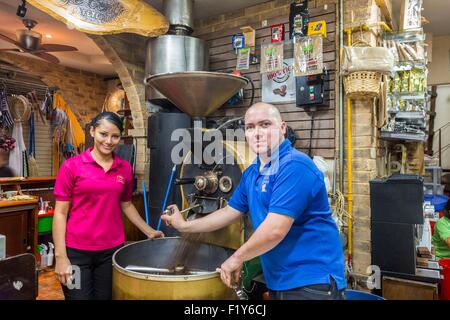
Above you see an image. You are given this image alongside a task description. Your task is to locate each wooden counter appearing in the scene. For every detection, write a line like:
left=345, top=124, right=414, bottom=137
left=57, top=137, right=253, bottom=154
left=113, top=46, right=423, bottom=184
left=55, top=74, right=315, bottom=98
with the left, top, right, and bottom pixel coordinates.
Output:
left=0, top=198, right=39, bottom=259
left=0, top=177, right=56, bottom=186
left=0, top=199, right=40, bottom=208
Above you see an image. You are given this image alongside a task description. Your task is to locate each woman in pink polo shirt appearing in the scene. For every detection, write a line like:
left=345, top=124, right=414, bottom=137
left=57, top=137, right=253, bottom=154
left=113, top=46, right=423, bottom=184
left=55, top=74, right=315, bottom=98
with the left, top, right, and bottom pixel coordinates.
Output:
left=53, top=112, right=164, bottom=300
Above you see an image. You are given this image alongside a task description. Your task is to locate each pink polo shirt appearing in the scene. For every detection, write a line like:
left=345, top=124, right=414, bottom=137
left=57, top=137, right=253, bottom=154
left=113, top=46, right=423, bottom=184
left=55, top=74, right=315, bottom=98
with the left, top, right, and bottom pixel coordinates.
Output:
left=54, top=148, right=133, bottom=251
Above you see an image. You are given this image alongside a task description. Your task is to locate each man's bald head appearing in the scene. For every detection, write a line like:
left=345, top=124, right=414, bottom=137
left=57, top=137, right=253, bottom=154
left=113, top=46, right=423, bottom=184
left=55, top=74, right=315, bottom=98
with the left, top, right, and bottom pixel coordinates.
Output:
left=245, top=102, right=283, bottom=125
left=244, top=102, right=286, bottom=157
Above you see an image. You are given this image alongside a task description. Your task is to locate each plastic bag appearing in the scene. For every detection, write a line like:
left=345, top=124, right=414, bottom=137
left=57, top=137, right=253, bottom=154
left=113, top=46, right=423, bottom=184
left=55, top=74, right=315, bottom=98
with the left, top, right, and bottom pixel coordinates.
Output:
left=236, top=48, right=250, bottom=71
left=341, top=46, right=394, bottom=75
left=260, top=43, right=284, bottom=74
left=294, top=35, right=323, bottom=76
left=313, top=156, right=331, bottom=193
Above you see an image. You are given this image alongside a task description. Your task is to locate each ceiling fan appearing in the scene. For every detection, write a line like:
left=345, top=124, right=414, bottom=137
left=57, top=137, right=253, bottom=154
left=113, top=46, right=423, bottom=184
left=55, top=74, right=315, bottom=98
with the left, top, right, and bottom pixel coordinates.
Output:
left=0, top=19, right=78, bottom=64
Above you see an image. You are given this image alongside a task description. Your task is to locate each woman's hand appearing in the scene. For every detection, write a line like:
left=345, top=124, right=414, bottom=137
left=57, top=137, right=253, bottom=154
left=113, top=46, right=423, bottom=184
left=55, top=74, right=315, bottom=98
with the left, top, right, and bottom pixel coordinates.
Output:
left=146, top=228, right=165, bottom=239
left=55, top=256, right=73, bottom=287
left=121, top=201, right=165, bottom=240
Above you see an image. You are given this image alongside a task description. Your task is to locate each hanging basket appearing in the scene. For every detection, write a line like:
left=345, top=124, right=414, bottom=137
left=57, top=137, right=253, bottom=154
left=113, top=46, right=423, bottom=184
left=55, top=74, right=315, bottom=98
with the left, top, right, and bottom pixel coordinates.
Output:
left=343, top=39, right=383, bottom=99
left=344, top=71, right=382, bottom=99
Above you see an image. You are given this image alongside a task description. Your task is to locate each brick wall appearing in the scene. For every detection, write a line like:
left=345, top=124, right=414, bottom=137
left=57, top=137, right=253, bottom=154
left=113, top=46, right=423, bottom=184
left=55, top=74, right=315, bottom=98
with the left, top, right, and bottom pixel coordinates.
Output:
left=194, top=0, right=339, bottom=159
left=0, top=51, right=106, bottom=124
left=345, top=99, right=378, bottom=278
left=341, top=1, right=385, bottom=284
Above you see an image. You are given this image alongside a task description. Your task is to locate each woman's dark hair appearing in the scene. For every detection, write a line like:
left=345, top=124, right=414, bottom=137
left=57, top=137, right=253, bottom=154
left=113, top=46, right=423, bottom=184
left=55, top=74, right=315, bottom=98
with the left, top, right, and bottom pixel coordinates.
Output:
left=90, top=112, right=123, bottom=133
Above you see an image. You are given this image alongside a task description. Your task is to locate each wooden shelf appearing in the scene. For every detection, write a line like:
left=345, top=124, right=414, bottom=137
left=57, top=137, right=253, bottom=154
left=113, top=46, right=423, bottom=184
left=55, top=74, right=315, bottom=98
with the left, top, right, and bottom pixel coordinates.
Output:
left=0, top=198, right=38, bottom=209
left=0, top=177, right=56, bottom=186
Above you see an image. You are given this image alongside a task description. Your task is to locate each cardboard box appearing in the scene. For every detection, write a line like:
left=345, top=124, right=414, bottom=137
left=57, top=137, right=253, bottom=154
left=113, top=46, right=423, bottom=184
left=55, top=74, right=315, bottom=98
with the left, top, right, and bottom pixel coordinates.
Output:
left=344, top=0, right=382, bottom=29
left=416, top=257, right=429, bottom=268
left=383, top=276, right=439, bottom=300
left=351, top=29, right=380, bottom=47
left=407, top=141, right=425, bottom=175
left=425, top=32, right=432, bottom=63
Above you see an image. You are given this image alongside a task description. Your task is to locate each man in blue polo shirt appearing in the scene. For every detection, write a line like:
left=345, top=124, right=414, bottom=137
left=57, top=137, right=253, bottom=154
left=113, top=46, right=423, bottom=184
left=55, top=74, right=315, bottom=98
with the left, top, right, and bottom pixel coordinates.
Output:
left=162, top=102, right=346, bottom=300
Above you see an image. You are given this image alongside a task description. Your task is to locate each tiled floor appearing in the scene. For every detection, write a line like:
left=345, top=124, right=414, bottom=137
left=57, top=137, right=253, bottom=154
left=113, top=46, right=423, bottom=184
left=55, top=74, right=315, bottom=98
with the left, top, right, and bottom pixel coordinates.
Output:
left=37, top=268, right=64, bottom=300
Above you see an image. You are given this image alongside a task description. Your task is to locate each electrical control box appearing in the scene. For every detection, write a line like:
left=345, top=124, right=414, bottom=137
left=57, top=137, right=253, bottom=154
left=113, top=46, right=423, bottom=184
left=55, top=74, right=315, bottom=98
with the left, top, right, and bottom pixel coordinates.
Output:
left=295, top=73, right=327, bottom=107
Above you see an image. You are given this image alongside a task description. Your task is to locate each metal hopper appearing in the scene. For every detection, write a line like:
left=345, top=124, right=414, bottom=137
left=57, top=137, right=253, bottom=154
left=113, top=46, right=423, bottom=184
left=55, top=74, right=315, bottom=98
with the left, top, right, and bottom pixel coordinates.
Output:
left=145, top=71, right=249, bottom=117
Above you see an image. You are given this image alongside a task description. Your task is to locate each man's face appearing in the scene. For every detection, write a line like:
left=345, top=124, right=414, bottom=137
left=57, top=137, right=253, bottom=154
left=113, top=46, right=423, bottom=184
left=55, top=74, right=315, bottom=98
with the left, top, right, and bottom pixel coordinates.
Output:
left=244, top=106, right=286, bottom=156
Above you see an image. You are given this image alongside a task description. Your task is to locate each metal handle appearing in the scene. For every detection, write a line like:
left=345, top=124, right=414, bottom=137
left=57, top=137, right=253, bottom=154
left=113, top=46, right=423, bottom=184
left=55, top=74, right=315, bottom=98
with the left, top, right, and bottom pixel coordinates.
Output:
left=233, top=276, right=248, bottom=300
left=174, top=178, right=196, bottom=185
left=162, top=204, right=202, bottom=216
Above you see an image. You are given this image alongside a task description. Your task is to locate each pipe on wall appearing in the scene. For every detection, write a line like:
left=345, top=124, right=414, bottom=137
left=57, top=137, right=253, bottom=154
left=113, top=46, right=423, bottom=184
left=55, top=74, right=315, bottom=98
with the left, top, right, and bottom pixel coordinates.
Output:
left=338, top=0, right=344, bottom=193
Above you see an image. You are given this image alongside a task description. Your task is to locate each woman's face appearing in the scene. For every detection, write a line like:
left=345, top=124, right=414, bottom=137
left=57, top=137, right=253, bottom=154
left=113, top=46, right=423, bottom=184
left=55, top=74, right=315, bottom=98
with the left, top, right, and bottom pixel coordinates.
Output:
left=90, top=119, right=121, bottom=156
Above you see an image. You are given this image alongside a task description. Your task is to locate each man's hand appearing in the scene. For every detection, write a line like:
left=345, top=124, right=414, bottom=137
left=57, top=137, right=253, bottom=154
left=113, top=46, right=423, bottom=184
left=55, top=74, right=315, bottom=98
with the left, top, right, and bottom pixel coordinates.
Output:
left=161, top=204, right=189, bottom=232
left=216, top=255, right=244, bottom=288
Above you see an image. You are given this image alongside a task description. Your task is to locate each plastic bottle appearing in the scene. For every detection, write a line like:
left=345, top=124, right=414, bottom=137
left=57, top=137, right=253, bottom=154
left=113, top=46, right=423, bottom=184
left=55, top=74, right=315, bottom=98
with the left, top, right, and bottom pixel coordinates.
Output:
left=47, top=242, right=54, bottom=267
left=40, top=243, right=48, bottom=268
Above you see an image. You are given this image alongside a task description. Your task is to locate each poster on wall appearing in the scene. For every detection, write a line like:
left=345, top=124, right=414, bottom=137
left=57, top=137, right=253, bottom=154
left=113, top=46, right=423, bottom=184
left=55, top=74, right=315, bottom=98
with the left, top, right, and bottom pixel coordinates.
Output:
left=262, top=58, right=296, bottom=104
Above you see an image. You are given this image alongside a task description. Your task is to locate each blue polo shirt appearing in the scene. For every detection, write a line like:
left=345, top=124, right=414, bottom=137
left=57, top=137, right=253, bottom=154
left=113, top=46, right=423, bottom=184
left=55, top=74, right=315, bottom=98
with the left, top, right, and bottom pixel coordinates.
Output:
left=228, top=139, right=346, bottom=291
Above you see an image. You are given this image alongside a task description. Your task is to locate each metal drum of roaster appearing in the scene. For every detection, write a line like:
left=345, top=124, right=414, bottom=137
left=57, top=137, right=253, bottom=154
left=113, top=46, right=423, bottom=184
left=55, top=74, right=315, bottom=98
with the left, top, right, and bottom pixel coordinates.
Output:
left=145, top=35, right=209, bottom=105
left=112, top=238, right=237, bottom=300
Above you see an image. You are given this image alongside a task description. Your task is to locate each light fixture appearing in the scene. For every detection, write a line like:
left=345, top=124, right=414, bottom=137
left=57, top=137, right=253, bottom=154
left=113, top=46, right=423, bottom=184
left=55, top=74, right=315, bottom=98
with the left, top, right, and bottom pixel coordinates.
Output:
left=16, top=0, right=27, bottom=18
left=45, top=34, right=52, bottom=39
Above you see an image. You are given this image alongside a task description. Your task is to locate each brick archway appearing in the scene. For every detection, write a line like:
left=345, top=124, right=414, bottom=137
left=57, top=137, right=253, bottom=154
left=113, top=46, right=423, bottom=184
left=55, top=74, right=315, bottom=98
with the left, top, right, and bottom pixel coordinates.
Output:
left=89, top=34, right=149, bottom=183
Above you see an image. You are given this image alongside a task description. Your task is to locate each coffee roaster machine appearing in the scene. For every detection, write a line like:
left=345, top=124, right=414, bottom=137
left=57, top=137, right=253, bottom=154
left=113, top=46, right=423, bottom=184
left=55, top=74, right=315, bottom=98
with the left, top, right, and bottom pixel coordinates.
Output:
left=112, top=0, right=261, bottom=300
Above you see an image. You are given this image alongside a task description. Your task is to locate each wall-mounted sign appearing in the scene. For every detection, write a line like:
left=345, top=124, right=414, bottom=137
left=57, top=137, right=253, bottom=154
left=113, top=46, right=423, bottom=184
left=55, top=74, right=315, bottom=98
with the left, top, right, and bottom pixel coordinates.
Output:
left=26, top=0, right=169, bottom=36
left=308, top=20, right=327, bottom=38
left=262, top=58, right=296, bottom=104
left=232, top=34, right=245, bottom=50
